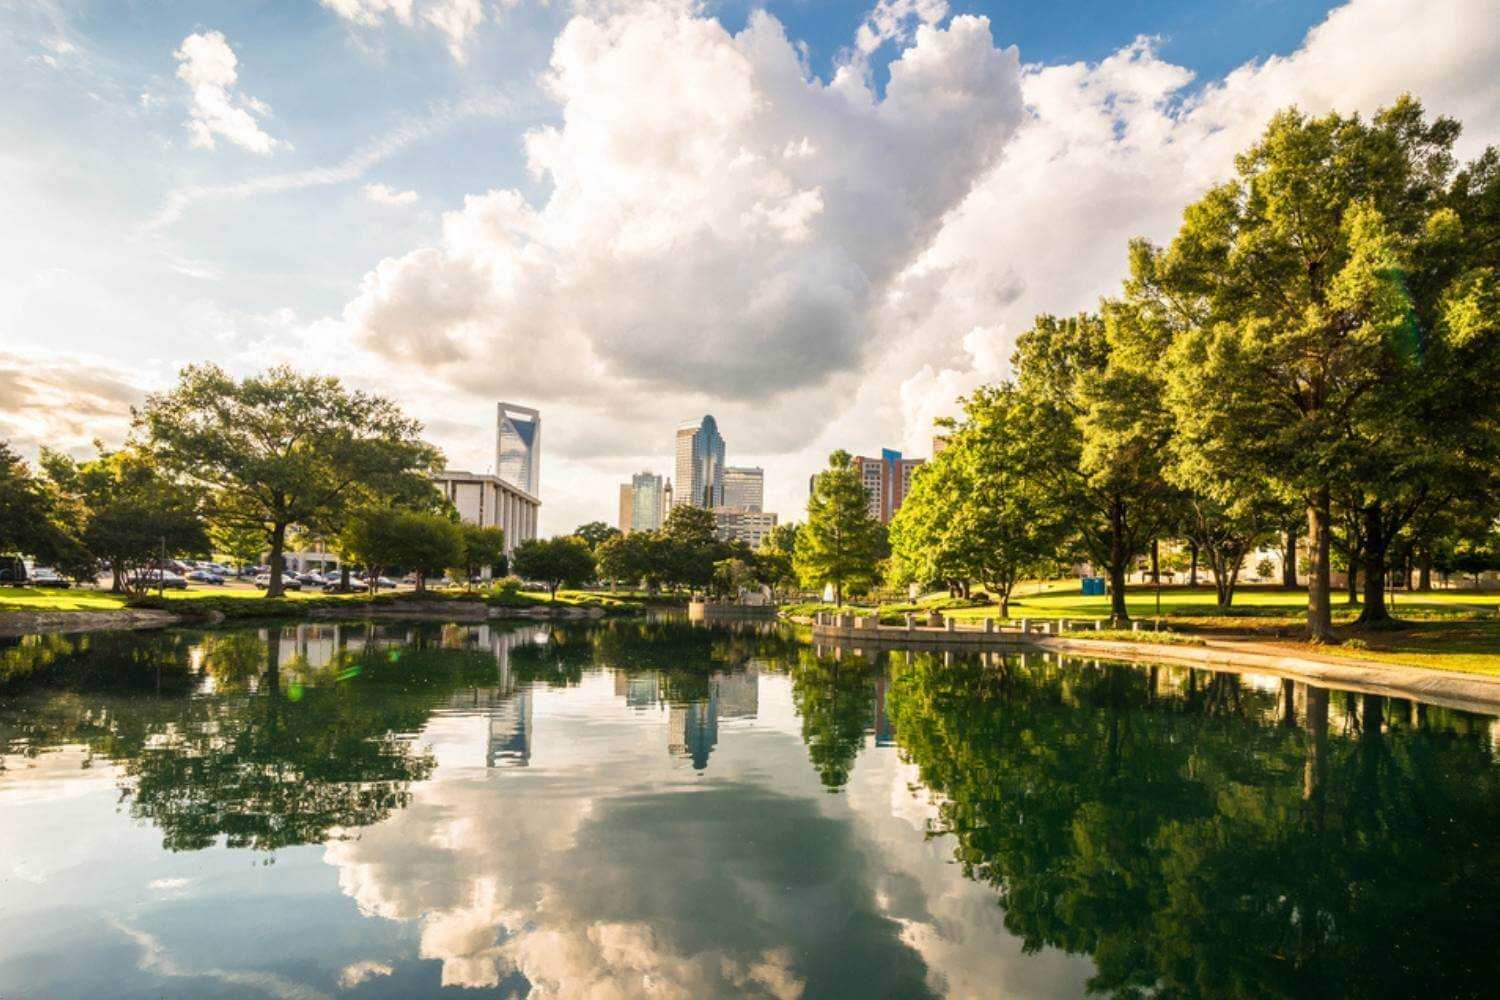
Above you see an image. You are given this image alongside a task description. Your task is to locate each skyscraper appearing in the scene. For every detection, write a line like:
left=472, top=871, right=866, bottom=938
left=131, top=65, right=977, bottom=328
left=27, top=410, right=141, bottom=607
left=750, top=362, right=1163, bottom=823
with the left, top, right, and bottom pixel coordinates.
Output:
left=673, top=415, right=725, bottom=509
left=618, top=483, right=634, bottom=533
left=722, top=466, right=764, bottom=512
left=496, top=402, right=541, bottom=495
left=822, top=449, right=924, bottom=523
left=630, top=472, right=665, bottom=532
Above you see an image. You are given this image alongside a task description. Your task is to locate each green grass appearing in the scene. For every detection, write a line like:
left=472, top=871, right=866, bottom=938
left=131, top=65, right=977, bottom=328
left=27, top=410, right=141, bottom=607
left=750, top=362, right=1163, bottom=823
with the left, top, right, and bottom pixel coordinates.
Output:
left=0, top=587, right=130, bottom=612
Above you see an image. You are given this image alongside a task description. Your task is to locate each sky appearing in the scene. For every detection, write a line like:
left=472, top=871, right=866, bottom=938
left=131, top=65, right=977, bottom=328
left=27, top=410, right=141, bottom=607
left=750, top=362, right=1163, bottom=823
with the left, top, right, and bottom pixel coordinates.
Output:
left=3, top=0, right=1498, bottom=535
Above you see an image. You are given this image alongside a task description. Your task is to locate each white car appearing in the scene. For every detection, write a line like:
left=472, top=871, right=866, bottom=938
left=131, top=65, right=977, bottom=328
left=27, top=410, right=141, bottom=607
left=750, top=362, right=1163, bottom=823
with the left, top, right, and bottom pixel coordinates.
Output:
left=253, top=573, right=303, bottom=591
left=28, top=566, right=72, bottom=589
left=138, top=570, right=188, bottom=590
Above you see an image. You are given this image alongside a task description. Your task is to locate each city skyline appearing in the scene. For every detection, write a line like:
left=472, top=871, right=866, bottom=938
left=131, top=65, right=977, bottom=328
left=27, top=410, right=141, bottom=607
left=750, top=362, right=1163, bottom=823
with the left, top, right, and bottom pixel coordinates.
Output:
left=4, top=0, right=1496, bottom=534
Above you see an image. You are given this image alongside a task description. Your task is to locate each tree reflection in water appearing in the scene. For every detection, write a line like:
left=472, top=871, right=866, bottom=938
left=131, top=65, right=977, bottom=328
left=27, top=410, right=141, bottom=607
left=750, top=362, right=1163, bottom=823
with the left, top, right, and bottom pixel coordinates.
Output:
left=883, top=649, right=1500, bottom=999
left=2, top=624, right=506, bottom=852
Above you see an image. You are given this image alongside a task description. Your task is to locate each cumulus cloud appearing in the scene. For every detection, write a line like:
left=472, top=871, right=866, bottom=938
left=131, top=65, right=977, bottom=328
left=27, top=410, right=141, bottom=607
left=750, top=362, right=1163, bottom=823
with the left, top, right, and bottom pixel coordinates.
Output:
left=363, top=182, right=420, bottom=205
left=892, top=0, right=1500, bottom=446
left=173, top=30, right=284, bottom=154
left=338, top=2, right=1022, bottom=410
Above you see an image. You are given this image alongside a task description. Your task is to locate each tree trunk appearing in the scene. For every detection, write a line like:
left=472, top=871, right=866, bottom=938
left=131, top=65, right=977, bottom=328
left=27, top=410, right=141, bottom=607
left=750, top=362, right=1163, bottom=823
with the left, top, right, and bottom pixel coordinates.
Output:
left=1150, top=538, right=1160, bottom=585
left=1107, top=497, right=1130, bottom=624
left=110, top=558, right=125, bottom=593
left=1356, top=504, right=1391, bottom=625
left=1188, top=541, right=1199, bottom=587
left=1345, top=563, right=1360, bottom=605
left=340, top=564, right=351, bottom=592
left=267, top=522, right=287, bottom=598
left=1418, top=548, right=1432, bottom=591
left=1282, top=524, right=1298, bottom=588
left=1306, top=491, right=1333, bottom=641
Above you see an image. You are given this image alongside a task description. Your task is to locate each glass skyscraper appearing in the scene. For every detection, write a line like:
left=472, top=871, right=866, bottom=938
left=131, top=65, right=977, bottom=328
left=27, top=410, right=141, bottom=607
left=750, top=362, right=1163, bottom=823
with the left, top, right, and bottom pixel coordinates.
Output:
left=496, top=402, right=541, bottom=495
left=673, top=415, right=725, bottom=509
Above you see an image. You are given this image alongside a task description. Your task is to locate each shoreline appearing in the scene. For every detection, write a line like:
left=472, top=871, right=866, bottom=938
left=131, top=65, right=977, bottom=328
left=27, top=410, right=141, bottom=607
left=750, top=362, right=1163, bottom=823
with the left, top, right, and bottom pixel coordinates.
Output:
left=0, top=599, right=631, bottom=638
left=809, top=618, right=1500, bottom=715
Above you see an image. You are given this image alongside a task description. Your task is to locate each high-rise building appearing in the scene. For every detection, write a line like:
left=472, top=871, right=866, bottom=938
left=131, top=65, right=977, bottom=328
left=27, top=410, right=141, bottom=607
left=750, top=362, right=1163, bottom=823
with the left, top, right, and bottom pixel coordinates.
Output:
left=618, top=483, right=634, bottom=534
left=722, top=466, right=764, bottom=512
left=630, top=472, right=666, bottom=532
left=712, top=507, right=778, bottom=549
left=496, top=402, right=541, bottom=495
left=816, top=449, right=924, bottom=523
left=673, top=415, right=726, bottom=509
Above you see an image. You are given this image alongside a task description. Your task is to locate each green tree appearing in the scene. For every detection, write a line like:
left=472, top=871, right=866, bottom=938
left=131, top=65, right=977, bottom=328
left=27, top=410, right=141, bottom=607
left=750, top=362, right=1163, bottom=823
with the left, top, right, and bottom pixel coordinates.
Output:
left=660, top=505, right=722, bottom=593
left=339, top=508, right=462, bottom=593
left=796, top=451, right=887, bottom=606
left=891, top=385, right=1071, bottom=616
left=573, top=521, right=620, bottom=549
left=596, top=531, right=652, bottom=588
left=1011, top=312, right=1178, bottom=623
left=1, top=442, right=77, bottom=568
left=209, top=517, right=266, bottom=571
left=512, top=535, right=596, bottom=599
left=42, top=446, right=208, bottom=594
left=457, top=524, right=506, bottom=584
left=1142, top=99, right=1490, bottom=638
left=135, top=364, right=442, bottom=597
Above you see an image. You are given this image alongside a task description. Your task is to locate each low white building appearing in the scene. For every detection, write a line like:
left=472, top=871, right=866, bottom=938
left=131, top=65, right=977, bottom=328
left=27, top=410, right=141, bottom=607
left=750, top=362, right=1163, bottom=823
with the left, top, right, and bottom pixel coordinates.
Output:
left=434, top=470, right=540, bottom=553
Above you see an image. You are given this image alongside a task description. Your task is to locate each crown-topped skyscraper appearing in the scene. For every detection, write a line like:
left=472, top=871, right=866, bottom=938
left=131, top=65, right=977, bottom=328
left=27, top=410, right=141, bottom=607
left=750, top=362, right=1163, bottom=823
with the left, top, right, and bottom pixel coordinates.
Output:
left=496, top=402, right=541, bottom=495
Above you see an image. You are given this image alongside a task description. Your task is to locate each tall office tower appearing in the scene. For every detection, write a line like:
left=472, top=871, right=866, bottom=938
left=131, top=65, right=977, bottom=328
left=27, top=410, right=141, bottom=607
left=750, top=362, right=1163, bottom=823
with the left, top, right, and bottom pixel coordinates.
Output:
left=496, top=402, right=541, bottom=495
left=630, top=472, right=665, bottom=532
left=662, top=478, right=673, bottom=515
left=847, top=449, right=925, bottom=523
left=722, top=466, right=764, bottom=512
left=673, top=415, right=726, bottom=509
left=618, top=483, right=634, bottom=533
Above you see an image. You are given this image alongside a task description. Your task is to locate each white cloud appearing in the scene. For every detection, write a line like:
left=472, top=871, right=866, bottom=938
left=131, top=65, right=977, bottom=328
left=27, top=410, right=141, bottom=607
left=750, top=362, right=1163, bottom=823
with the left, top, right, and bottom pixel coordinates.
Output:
left=320, top=0, right=503, bottom=61
left=363, top=182, right=420, bottom=205
left=338, top=2, right=1022, bottom=415
left=173, top=30, right=284, bottom=154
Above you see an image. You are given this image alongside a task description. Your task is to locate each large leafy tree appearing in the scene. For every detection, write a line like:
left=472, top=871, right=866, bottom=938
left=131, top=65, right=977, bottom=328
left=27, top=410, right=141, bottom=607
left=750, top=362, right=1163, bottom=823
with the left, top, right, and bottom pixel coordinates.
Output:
left=1011, top=311, right=1178, bottom=623
left=135, top=364, right=442, bottom=597
left=1144, top=98, right=1494, bottom=637
left=457, top=524, right=506, bottom=583
left=511, top=535, right=596, bottom=598
left=338, top=508, right=464, bottom=593
left=891, top=385, right=1070, bottom=616
left=573, top=521, right=620, bottom=549
left=659, top=504, right=722, bottom=593
left=41, top=446, right=207, bottom=594
left=796, top=450, right=887, bottom=606
left=0, top=442, right=77, bottom=568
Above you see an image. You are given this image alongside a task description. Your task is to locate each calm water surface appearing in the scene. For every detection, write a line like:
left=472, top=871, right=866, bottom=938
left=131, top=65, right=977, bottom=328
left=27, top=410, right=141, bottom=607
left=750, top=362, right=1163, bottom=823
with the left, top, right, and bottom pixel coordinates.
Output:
left=4, top=619, right=1500, bottom=999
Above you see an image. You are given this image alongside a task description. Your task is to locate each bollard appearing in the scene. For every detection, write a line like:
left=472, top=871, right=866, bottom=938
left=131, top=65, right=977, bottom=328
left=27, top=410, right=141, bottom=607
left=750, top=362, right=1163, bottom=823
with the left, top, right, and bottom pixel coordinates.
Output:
left=984, top=617, right=994, bottom=634
left=905, top=612, right=914, bottom=632
left=1060, top=618, right=1070, bottom=633
left=1094, top=619, right=1103, bottom=631
left=1132, top=620, right=1140, bottom=633
left=1019, top=618, right=1029, bottom=634
left=945, top=617, right=955, bottom=632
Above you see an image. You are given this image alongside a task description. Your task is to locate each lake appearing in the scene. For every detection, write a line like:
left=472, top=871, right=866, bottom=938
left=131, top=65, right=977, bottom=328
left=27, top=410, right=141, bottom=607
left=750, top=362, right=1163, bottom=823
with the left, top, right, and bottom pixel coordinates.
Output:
left=3, top=619, right=1500, bottom=998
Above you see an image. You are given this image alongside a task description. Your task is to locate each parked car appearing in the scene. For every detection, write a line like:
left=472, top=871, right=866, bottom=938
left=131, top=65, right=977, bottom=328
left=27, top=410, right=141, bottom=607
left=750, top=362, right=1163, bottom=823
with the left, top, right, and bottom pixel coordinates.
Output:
left=186, top=570, right=226, bottom=585
left=253, top=574, right=303, bottom=591
left=28, top=566, right=72, bottom=589
left=139, top=570, right=188, bottom=590
left=0, top=556, right=28, bottom=584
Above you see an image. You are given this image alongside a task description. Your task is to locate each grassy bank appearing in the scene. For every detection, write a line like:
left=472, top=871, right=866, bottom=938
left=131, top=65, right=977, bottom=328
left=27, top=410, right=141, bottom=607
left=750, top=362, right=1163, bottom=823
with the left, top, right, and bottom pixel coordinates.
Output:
left=0, top=585, right=664, bottom=621
left=792, top=583, right=1500, bottom=677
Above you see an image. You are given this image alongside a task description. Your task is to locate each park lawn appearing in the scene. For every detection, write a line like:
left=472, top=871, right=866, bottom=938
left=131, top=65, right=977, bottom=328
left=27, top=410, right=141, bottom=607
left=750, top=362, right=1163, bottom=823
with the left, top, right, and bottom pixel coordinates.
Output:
left=0, top=587, right=128, bottom=612
left=1265, top=619, right=1500, bottom=677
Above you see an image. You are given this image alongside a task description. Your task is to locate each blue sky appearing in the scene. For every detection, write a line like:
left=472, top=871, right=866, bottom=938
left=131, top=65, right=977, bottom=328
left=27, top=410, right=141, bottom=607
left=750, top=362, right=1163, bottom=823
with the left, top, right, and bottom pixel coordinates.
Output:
left=3, top=0, right=1495, bottom=531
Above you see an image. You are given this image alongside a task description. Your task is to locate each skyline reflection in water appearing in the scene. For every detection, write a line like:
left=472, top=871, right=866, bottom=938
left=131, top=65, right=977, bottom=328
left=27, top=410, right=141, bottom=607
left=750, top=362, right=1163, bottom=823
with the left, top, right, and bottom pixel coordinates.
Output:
left=4, top=620, right=1500, bottom=998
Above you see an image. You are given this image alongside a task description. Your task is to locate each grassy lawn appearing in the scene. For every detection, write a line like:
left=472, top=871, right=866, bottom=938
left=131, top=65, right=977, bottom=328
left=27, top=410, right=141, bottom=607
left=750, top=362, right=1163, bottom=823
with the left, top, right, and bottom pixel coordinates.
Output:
left=930, top=583, right=1500, bottom=677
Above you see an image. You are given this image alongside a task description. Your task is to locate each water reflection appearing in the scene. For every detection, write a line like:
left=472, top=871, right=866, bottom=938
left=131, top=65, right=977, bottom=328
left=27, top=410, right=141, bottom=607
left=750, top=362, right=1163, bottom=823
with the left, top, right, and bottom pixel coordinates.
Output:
left=884, top=648, right=1500, bottom=999
left=5, top=624, right=1500, bottom=997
